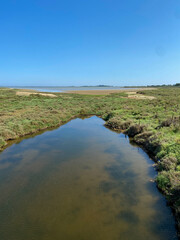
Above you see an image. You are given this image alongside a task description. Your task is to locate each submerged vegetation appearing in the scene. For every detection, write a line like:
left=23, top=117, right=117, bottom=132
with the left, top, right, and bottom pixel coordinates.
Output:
left=0, top=87, right=180, bottom=235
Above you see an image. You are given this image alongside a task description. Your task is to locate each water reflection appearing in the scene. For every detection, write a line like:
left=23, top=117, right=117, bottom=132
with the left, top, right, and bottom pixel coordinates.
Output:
left=0, top=116, right=177, bottom=240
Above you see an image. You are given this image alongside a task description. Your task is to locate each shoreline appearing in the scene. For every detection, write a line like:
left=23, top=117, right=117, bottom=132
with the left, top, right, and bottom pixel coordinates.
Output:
left=105, top=119, right=180, bottom=238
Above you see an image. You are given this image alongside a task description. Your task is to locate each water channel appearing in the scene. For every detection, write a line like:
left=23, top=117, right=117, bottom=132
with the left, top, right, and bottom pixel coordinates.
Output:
left=0, top=116, right=177, bottom=240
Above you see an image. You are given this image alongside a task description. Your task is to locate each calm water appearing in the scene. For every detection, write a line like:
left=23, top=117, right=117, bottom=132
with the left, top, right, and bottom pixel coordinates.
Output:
left=10, top=86, right=138, bottom=92
left=0, top=117, right=177, bottom=240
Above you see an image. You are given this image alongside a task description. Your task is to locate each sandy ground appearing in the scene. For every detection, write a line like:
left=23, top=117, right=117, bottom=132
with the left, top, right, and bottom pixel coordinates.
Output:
left=125, top=91, right=155, bottom=99
left=64, top=88, right=154, bottom=95
left=16, top=91, right=57, bottom=98
left=64, top=88, right=156, bottom=99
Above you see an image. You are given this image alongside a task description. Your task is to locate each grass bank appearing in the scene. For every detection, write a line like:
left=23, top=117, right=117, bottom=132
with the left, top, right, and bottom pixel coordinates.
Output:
left=0, top=87, right=180, bottom=236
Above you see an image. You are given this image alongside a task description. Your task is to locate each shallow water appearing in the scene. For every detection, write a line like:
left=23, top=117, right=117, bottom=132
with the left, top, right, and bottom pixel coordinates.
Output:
left=10, top=86, right=138, bottom=92
left=0, top=116, right=177, bottom=240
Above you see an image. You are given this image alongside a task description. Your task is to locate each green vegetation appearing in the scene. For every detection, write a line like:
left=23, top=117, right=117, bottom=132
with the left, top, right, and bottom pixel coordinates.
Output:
left=0, top=87, right=180, bottom=234
left=124, top=82, right=180, bottom=88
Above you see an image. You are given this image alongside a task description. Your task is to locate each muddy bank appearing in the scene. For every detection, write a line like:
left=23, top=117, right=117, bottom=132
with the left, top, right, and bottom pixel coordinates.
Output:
left=105, top=118, right=180, bottom=238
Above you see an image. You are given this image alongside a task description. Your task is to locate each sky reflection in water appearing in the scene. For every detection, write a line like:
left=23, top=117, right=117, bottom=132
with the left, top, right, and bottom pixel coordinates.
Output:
left=0, top=116, right=177, bottom=240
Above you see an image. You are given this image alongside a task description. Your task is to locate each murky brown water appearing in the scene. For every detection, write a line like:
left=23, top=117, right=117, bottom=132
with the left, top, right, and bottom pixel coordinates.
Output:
left=0, top=116, right=177, bottom=240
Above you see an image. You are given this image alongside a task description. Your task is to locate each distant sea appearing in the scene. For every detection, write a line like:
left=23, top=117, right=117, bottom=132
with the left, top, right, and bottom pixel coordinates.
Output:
left=9, top=86, right=138, bottom=92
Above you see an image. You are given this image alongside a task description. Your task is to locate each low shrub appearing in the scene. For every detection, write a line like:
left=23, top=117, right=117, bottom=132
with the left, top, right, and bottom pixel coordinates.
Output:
left=125, top=124, right=146, bottom=137
left=156, top=172, right=170, bottom=193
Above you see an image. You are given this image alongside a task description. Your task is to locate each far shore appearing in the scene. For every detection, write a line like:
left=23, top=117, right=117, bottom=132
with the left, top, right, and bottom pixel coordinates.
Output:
left=63, top=88, right=155, bottom=95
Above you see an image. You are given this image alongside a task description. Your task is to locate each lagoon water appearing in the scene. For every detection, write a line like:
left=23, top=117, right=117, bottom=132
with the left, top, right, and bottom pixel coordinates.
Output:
left=11, top=86, right=137, bottom=92
left=0, top=117, right=177, bottom=240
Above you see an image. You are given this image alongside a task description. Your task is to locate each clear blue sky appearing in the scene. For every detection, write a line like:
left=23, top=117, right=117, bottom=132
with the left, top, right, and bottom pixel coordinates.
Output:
left=0, top=0, right=180, bottom=86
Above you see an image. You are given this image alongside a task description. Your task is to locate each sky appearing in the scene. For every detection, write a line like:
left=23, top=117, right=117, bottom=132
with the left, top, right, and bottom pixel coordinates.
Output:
left=0, top=0, right=180, bottom=86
